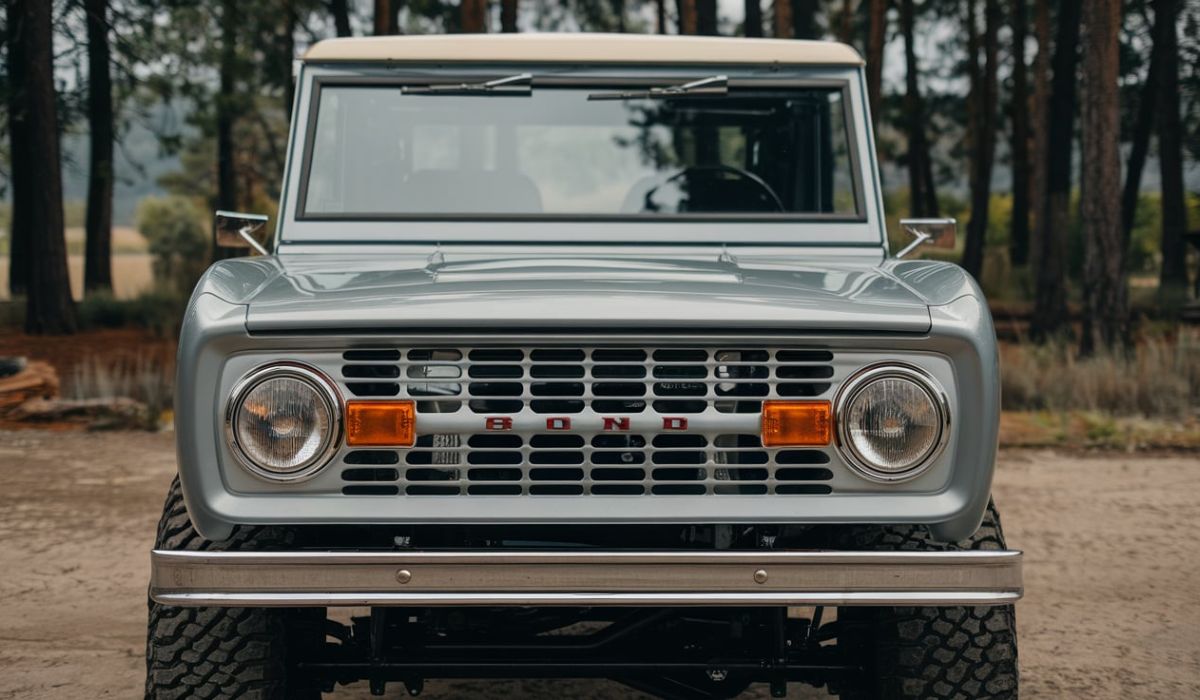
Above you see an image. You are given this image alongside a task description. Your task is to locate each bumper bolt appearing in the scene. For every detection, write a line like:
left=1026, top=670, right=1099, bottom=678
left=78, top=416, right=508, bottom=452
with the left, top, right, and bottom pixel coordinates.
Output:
left=396, top=569, right=412, bottom=584
left=753, top=569, right=768, bottom=584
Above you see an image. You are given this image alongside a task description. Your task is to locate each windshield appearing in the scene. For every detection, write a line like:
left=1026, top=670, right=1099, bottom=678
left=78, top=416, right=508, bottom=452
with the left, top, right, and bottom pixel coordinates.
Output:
left=300, top=83, right=859, bottom=219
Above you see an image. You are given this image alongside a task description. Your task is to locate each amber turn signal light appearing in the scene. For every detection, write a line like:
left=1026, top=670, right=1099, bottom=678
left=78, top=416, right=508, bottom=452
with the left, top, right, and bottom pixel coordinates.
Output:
left=761, top=401, right=832, bottom=447
left=345, top=400, right=416, bottom=447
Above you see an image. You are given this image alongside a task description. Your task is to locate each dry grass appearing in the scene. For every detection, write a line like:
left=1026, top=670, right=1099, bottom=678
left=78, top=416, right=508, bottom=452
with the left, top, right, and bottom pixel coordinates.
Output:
left=65, top=353, right=175, bottom=429
left=1000, top=330, right=1200, bottom=418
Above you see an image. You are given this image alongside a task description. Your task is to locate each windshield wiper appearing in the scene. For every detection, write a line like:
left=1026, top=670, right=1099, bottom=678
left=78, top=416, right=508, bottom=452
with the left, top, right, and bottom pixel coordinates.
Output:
left=587, top=75, right=729, bottom=101
left=401, top=73, right=533, bottom=96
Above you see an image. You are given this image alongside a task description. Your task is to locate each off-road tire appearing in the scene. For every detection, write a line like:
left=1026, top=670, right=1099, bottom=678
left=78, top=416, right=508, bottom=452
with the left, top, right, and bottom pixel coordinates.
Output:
left=145, top=477, right=324, bottom=699
left=834, top=500, right=1018, bottom=699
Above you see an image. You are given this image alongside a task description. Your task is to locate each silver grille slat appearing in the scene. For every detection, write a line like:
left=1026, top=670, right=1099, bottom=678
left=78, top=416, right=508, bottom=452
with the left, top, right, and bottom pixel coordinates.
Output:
left=338, top=346, right=836, bottom=496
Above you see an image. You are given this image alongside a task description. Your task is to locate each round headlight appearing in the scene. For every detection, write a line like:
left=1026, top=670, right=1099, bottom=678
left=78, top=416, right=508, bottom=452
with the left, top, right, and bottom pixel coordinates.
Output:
left=226, top=364, right=341, bottom=481
left=835, top=365, right=948, bottom=481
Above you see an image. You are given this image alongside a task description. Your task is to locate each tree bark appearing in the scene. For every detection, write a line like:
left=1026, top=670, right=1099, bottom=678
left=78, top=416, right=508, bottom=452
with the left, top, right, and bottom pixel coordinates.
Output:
left=697, top=0, right=717, bottom=34
left=10, top=0, right=77, bottom=333
left=962, top=0, right=999, bottom=280
left=772, top=0, right=790, bottom=38
left=1008, top=0, right=1031, bottom=266
left=1120, top=19, right=1163, bottom=247
left=461, top=0, right=487, bottom=32
left=864, top=0, right=886, bottom=133
left=373, top=0, right=394, bottom=34
left=214, top=0, right=238, bottom=262
left=6, top=0, right=30, bottom=296
left=1031, top=0, right=1082, bottom=341
left=793, top=0, right=818, bottom=39
left=1029, top=0, right=1049, bottom=260
left=501, top=0, right=517, bottom=32
left=745, top=0, right=762, bottom=36
left=330, top=0, right=352, bottom=36
left=678, top=0, right=698, bottom=34
left=900, top=0, right=937, bottom=217
left=837, top=0, right=855, bottom=43
left=1154, top=0, right=1188, bottom=309
left=84, top=0, right=114, bottom=293
left=279, top=0, right=298, bottom=117
left=656, top=0, right=667, bottom=34
left=1079, top=0, right=1126, bottom=354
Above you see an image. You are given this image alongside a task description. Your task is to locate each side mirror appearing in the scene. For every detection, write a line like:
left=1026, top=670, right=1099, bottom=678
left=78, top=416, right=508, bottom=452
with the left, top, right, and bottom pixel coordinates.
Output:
left=215, top=211, right=270, bottom=256
left=896, top=218, right=956, bottom=258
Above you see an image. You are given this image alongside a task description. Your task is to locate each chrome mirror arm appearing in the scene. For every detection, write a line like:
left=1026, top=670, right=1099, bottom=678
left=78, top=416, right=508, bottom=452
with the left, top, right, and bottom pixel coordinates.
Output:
left=895, top=218, right=957, bottom=259
left=238, top=225, right=270, bottom=256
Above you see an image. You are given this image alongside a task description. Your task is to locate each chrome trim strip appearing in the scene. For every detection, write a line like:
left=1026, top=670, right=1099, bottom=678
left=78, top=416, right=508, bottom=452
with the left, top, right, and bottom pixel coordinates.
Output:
left=150, top=549, right=1022, bottom=608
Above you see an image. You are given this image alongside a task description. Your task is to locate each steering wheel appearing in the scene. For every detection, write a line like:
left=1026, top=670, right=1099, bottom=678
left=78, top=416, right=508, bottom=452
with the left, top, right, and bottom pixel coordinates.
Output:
left=632, top=164, right=786, bottom=214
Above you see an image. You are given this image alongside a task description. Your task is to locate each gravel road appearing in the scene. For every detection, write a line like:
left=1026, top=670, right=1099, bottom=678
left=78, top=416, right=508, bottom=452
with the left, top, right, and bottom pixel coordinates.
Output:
left=1, top=430, right=1197, bottom=698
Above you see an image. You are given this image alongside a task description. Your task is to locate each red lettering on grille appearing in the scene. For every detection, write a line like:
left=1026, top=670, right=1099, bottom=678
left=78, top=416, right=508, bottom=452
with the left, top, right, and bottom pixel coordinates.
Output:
left=546, top=417, right=572, bottom=430
left=601, top=416, right=631, bottom=431
left=662, top=417, right=688, bottom=431
left=484, top=417, right=513, bottom=431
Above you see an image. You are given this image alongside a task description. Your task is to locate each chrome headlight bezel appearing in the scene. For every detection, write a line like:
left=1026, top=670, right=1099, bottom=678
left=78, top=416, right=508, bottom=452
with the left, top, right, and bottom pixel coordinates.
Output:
left=833, top=363, right=951, bottom=483
left=224, top=363, right=343, bottom=482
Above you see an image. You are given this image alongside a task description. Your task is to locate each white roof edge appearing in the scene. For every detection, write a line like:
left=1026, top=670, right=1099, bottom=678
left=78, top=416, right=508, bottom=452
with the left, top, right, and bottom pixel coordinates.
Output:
left=303, top=33, right=864, bottom=66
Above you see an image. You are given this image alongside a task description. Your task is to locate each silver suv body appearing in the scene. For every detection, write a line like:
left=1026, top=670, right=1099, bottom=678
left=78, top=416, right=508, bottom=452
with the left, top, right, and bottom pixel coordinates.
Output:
left=147, top=34, right=1020, bottom=700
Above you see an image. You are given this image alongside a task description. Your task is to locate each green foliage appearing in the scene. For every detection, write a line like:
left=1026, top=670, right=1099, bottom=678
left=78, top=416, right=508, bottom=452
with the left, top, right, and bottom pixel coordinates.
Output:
left=74, top=288, right=189, bottom=336
left=135, top=195, right=210, bottom=297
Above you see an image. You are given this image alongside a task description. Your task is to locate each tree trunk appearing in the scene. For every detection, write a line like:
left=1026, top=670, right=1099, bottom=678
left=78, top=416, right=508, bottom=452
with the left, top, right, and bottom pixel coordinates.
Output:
left=678, top=0, right=698, bottom=34
left=1154, top=0, right=1188, bottom=309
left=461, top=0, right=487, bottom=32
left=6, top=0, right=30, bottom=296
left=773, top=0, right=790, bottom=38
left=1030, top=0, right=1082, bottom=341
left=1029, top=0, right=1049, bottom=260
left=745, top=0, right=762, bottom=36
left=1079, top=0, right=1126, bottom=354
left=962, top=0, right=999, bottom=280
left=900, top=0, right=937, bottom=217
left=279, top=0, right=298, bottom=117
left=330, top=0, right=352, bottom=36
left=10, top=0, right=77, bottom=333
left=656, top=0, right=666, bottom=33
left=864, top=0, right=886, bottom=133
left=837, top=0, right=855, bottom=44
left=1008, top=0, right=1031, bottom=266
left=697, top=0, right=717, bottom=34
left=373, top=0, right=394, bottom=34
left=793, top=0, right=818, bottom=39
left=84, top=0, right=115, bottom=294
left=1120, top=19, right=1163, bottom=247
left=215, top=0, right=238, bottom=262
left=501, top=0, right=517, bottom=32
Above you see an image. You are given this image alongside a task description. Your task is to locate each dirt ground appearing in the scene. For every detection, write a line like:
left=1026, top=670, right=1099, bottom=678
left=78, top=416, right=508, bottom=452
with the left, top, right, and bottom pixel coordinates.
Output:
left=0, top=430, right=1197, bottom=699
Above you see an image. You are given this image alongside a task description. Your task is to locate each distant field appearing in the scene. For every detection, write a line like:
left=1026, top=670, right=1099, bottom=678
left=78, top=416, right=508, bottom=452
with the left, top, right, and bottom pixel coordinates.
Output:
left=0, top=253, right=154, bottom=301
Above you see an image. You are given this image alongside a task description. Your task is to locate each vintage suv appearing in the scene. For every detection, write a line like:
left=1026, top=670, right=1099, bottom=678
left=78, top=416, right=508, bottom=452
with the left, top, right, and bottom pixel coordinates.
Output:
left=146, top=34, right=1021, bottom=700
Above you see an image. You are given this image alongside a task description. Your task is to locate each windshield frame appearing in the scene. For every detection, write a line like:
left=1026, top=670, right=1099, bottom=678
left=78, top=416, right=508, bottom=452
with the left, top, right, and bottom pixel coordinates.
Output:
left=278, top=63, right=886, bottom=247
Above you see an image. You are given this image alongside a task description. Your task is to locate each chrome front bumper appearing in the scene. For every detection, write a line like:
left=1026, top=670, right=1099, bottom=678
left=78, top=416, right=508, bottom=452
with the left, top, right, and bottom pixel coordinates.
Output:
left=150, top=549, right=1022, bottom=607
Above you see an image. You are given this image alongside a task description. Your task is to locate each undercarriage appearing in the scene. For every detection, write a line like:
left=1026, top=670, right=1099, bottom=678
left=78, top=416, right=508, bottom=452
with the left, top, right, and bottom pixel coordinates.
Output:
left=304, top=605, right=851, bottom=699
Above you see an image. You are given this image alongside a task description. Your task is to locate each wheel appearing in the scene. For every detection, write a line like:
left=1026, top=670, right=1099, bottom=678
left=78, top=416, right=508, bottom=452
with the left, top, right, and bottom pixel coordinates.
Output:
left=145, top=477, right=324, bottom=699
left=834, top=500, right=1019, bottom=699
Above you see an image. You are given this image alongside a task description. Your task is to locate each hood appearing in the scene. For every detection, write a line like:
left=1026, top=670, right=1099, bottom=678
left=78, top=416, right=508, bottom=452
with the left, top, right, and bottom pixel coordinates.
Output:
left=200, top=254, right=969, bottom=334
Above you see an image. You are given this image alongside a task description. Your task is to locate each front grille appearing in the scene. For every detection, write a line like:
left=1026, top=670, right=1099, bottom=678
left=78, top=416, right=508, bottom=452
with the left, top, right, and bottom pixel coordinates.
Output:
left=337, top=346, right=837, bottom=496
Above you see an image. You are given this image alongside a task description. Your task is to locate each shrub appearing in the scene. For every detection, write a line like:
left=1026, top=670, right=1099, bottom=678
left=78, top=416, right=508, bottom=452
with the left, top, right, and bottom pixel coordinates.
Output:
left=136, top=195, right=210, bottom=297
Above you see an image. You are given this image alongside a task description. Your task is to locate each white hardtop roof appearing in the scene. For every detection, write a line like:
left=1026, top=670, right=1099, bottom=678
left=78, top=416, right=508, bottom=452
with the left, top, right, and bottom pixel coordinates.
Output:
left=304, top=33, right=864, bottom=66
